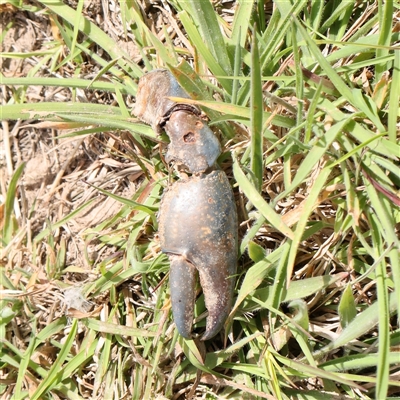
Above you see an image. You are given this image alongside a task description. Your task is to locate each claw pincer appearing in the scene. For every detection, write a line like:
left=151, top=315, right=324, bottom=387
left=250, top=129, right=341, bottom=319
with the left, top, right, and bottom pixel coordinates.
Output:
left=135, top=69, right=237, bottom=340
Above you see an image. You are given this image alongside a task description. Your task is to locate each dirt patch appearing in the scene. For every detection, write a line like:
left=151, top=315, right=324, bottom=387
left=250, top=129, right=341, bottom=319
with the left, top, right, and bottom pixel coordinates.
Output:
left=1, top=4, right=146, bottom=273
left=1, top=6, right=52, bottom=76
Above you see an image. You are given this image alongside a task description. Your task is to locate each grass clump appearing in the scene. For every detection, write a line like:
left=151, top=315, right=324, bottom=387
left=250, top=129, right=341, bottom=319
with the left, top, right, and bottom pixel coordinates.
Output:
left=1, top=1, right=399, bottom=399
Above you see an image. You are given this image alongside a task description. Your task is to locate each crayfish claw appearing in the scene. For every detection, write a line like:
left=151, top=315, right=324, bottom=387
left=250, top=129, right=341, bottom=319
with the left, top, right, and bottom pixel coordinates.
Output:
left=169, top=255, right=197, bottom=339
left=135, top=69, right=238, bottom=340
left=198, top=255, right=236, bottom=341
left=159, top=171, right=237, bottom=340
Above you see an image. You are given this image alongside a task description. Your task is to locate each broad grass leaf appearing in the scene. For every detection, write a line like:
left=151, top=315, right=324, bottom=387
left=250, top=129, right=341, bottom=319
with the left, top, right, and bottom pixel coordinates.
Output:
left=246, top=273, right=347, bottom=310
left=338, top=284, right=357, bottom=329
left=321, top=353, right=400, bottom=373
left=288, top=299, right=309, bottom=331
left=316, top=291, right=398, bottom=356
left=248, top=241, right=266, bottom=263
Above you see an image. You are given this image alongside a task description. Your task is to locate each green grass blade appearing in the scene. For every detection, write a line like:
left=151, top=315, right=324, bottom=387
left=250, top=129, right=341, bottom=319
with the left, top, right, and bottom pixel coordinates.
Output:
left=2, top=162, right=25, bottom=244
left=316, top=292, right=397, bottom=356
left=274, top=353, right=363, bottom=391
left=294, top=18, right=354, bottom=103
left=240, top=216, right=266, bottom=255
left=249, top=273, right=347, bottom=310
left=233, top=157, right=294, bottom=239
left=338, top=284, right=357, bottom=329
left=368, top=216, right=390, bottom=400
left=231, top=27, right=242, bottom=105
left=1, top=102, right=121, bottom=119
left=304, top=82, right=323, bottom=143
left=125, top=5, right=177, bottom=67
left=319, top=1, right=354, bottom=40
left=351, top=89, right=386, bottom=133
left=325, top=33, right=398, bottom=63
left=274, top=117, right=350, bottom=203
left=166, top=97, right=295, bottom=129
left=231, top=245, right=286, bottom=317
left=33, top=198, right=96, bottom=243
left=180, top=337, right=222, bottom=376
left=1, top=102, right=156, bottom=139
left=363, top=171, right=398, bottom=399
left=56, top=330, right=98, bottom=383
left=205, top=332, right=262, bottom=369
left=12, top=321, right=37, bottom=400
left=82, top=318, right=157, bottom=337
left=85, top=183, right=157, bottom=216
left=38, top=0, right=142, bottom=76
left=1, top=76, right=133, bottom=95
left=388, top=49, right=400, bottom=142
left=285, top=166, right=332, bottom=285
left=321, top=353, right=400, bottom=373
left=73, top=42, right=135, bottom=82
left=250, top=26, right=263, bottom=192
left=186, top=0, right=232, bottom=77
left=231, top=0, right=253, bottom=48
left=291, top=22, right=304, bottom=126
left=30, top=319, right=78, bottom=400
left=87, top=334, right=107, bottom=396
left=307, top=1, right=325, bottom=33
left=376, top=0, right=393, bottom=80
left=316, top=96, right=397, bottom=159
left=86, top=57, right=122, bottom=90
left=36, top=317, right=68, bottom=342
left=262, top=0, right=307, bottom=71
left=53, top=113, right=155, bottom=139
left=70, top=0, right=84, bottom=58
left=178, top=10, right=232, bottom=93
left=329, top=133, right=386, bottom=168
left=269, top=242, right=291, bottom=311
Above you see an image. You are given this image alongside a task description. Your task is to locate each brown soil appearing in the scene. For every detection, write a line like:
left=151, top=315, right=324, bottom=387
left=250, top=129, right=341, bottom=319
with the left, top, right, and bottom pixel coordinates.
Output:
left=1, top=3, right=147, bottom=272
